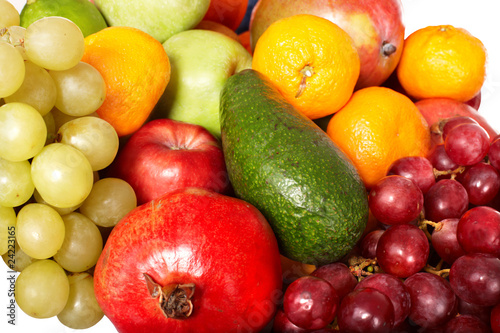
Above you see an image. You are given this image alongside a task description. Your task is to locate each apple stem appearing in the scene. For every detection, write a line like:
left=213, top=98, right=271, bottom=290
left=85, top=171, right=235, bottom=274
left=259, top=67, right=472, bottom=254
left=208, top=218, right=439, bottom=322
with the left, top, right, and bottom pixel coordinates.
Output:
left=382, top=42, right=397, bottom=57
left=296, top=65, right=315, bottom=98
left=143, top=273, right=195, bottom=319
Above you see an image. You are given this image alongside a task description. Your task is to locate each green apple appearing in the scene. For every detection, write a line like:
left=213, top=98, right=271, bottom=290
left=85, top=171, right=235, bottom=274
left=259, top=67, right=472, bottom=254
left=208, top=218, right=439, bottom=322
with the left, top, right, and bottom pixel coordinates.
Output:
left=153, top=29, right=252, bottom=138
left=92, top=0, right=210, bottom=43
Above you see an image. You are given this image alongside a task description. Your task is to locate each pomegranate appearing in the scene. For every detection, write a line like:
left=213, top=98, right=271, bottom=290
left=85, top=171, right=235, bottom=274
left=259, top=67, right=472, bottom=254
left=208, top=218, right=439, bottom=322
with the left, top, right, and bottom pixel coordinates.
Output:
left=94, top=188, right=283, bottom=332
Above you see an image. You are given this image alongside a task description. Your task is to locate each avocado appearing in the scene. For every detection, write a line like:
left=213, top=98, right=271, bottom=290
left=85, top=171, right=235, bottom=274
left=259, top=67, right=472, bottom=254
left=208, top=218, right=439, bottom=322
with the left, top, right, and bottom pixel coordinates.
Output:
left=219, top=69, right=369, bottom=266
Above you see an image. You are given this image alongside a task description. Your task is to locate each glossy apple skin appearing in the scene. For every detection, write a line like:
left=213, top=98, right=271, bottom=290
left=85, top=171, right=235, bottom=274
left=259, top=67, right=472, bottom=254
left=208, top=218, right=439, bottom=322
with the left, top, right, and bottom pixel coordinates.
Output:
left=249, top=0, right=404, bottom=89
left=94, top=188, right=283, bottom=333
left=109, top=119, right=232, bottom=205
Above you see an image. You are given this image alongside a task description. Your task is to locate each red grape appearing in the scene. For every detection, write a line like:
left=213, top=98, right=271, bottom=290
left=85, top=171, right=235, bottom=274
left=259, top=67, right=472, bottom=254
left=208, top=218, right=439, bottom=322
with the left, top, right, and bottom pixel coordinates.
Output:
left=457, top=206, right=500, bottom=257
left=428, top=144, right=460, bottom=180
left=457, top=162, right=500, bottom=205
left=449, top=253, right=500, bottom=306
left=458, top=297, right=492, bottom=325
left=444, top=122, right=490, bottom=166
left=424, top=179, right=469, bottom=222
left=376, top=224, right=429, bottom=278
left=359, top=229, right=385, bottom=259
left=491, top=302, right=500, bottom=333
left=272, top=309, right=310, bottom=333
left=404, top=272, right=458, bottom=329
left=489, top=135, right=500, bottom=171
left=283, top=276, right=338, bottom=330
left=337, top=287, right=394, bottom=333
left=441, top=116, right=479, bottom=141
left=354, top=273, right=411, bottom=327
left=387, top=156, right=436, bottom=194
left=310, top=262, right=357, bottom=301
left=430, top=218, right=466, bottom=265
left=445, top=314, right=491, bottom=333
left=369, top=175, right=424, bottom=225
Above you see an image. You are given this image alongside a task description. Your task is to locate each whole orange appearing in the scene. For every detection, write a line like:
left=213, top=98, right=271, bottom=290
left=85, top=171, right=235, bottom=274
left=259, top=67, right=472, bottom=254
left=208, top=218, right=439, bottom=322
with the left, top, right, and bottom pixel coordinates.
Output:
left=203, top=0, right=248, bottom=31
left=326, top=86, right=432, bottom=189
left=252, top=14, right=360, bottom=120
left=81, top=26, right=170, bottom=137
left=397, top=25, right=487, bottom=102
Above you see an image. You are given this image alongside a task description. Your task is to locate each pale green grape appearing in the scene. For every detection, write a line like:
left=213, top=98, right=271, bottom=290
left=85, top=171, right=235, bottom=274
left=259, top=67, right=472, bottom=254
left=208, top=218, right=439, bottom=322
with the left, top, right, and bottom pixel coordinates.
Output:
left=80, top=178, right=137, bottom=227
left=53, top=212, right=103, bottom=273
left=0, top=157, right=34, bottom=207
left=50, top=61, right=106, bottom=117
left=4, top=60, right=57, bottom=116
left=0, top=26, right=27, bottom=59
left=51, top=106, right=98, bottom=132
left=57, top=272, right=104, bottom=329
left=43, top=110, right=56, bottom=144
left=31, top=143, right=94, bottom=208
left=0, top=102, right=47, bottom=161
left=15, top=259, right=70, bottom=318
left=24, top=16, right=84, bottom=71
left=2, top=240, right=39, bottom=272
left=0, top=41, right=25, bottom=98
left=16, top=203, right=65, bottom=259
left=33, top=189, right=81, bottom=216
left=0, top=205, right=16, bottom=256
left=0, top=0, right=20, bottom=28
left=57, top=116, right=119, bottom=171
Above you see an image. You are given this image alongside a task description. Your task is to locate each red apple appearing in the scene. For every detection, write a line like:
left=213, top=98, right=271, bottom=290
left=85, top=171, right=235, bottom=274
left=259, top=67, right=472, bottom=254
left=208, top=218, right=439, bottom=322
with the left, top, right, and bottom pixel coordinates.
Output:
left=109, top=119, right=232, bottom=205
left=415, top=98, right=498, bottom=145
left=465, top=91, right=482, bottom=110
left=249, top=0, right=405, bottom=89
left=94, top=187, right=283, bottom=333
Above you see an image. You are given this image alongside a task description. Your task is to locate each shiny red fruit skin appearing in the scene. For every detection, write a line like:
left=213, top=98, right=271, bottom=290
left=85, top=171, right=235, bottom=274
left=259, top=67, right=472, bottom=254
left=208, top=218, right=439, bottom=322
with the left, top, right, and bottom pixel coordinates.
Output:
left=94, top=188, right=283, bottom=333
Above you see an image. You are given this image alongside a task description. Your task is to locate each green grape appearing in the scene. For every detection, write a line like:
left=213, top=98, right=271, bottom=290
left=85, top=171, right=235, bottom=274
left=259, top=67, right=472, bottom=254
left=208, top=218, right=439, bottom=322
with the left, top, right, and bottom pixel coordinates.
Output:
left=0, top=0, right=20, bottom=29
left=0, top=41, right=25, bottom=98
left=51, top=106, right=98, bottom=132
left=0, top=102, right=47, bottom=162
left=16, top=203, right=65, bottom=259
left=0, top=205, right=16, bottom=256
left=33, top=189, right=81, bottom=216
left=15, top=259, right=70, bottom=318
left=4, top=60, right=57, bottom=116
left=0, top=157, right=34, bottom=207
left=24, top=16, right=84, bottom=71
left=53, top=212, right=103, bottom=273
left=43, top=110, right=56, bottom=144
left=2, top=240, right=39, bottom=272
left=57, top=272, right=104, bottom=329
left=80, top=177, right=137, bottom=227
left=31, top=143, right=94, bottom=208
left=57, top=116, right=119, bottom=171
left=50, top=61, right=106, bottom=117
left=0, top=26, right=27, bottom=59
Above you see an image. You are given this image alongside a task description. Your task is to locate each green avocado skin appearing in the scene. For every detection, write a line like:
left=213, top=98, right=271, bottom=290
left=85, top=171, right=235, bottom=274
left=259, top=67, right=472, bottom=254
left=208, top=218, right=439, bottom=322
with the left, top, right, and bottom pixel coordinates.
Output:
left=220, top=69, right=369, bottom=266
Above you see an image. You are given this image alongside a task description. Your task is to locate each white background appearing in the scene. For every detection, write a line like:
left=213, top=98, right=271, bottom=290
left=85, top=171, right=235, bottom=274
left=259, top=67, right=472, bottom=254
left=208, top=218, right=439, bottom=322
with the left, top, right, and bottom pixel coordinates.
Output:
left=2, top=0, right=500, bottom=332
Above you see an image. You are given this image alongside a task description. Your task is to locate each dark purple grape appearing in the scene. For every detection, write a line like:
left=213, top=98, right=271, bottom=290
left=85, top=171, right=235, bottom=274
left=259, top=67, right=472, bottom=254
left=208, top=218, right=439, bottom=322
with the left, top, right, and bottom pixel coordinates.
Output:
left=491, top=302, right=500, bottom=333
left=376, top=224, right=429, bottom=278
left=444, top=123, right=490, bottom=166
left=457, top=205, right=500, bottom=257
left=441, top=116, right=479, bottom=141
left=449, top=253, right=500, bottom=306
left=444, top=314, right=491, bottom=333
left=489, top=135, right=500, bottom=171
left=283, top=276, right=338, bottom=330
left=430, top=218, right=466, bottom=265
left=424, top=179, right=469, bottom=222
left=458, top=297, right=492, bottom=325
left=404, top=272, right=458, bottom=329
left=360, top=229, right=385, bottom=259
left=310, top=262, right=357, bottom=301
left=428, top=144, right=460, bottom=180
left=369, top=175, right=424, bottom=225
left=387, top=156, right=436, bottom=194
left=354, top=273, right=411, bottom=327
left=272, top=309, right=310, bottom=333
left=337, top=287, right=394, bottom=333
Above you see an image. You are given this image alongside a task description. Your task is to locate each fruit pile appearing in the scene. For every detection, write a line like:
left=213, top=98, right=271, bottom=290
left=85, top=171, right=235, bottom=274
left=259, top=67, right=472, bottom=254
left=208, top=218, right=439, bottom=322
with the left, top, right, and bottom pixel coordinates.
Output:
left=1, top=0, right=500, bottom=332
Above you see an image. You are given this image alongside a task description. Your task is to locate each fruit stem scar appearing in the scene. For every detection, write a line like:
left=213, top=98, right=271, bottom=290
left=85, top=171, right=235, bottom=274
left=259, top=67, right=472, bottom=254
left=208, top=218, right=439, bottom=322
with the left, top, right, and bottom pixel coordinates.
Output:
left=382, top=42, right=397, bottom=57
left=296, top=65, right=315, bottom=98
left=143, top=273, right=195, bottom=319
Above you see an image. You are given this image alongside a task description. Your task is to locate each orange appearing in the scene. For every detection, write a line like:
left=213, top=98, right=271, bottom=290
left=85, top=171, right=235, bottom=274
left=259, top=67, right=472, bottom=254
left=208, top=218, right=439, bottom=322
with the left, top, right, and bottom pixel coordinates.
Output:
left=252, top=14, right=360, bottom=120
left=81, top=26, right=170, bottom=137
left=397, top=25, right=487, bottom=102
left=326, top=86, right=432, bottom=189
left=203, top=0, right=248, bottom=31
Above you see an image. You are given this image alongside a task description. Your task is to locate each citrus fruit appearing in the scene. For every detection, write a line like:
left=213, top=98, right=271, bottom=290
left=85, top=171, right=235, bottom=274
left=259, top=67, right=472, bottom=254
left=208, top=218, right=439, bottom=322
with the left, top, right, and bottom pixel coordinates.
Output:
left=326, top=86, right=432, bottom=189
left=20, top=0, right=107, bottom=37
left=203, top=0, right=249, bottom=31
left=252, top=14, right=360, bottom=119
left=397, top=25, right=487, bottom=102
left=81, top=26, right=170, bottom=137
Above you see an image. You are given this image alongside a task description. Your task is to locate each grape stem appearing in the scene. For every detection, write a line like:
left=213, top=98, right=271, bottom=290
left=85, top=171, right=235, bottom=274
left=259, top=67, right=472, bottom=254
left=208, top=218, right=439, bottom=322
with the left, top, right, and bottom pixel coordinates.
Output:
left=433, top=166, right=466, bottom=180
left=424, top=260, right=450, bottom=278
left=347, top=255, right=380, bottom=281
